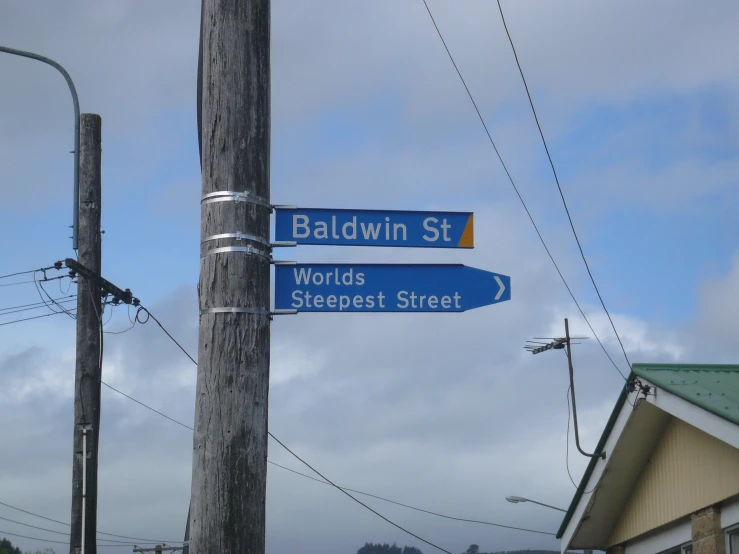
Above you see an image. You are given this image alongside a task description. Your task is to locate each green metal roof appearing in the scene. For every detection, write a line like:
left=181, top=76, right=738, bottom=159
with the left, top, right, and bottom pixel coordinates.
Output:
left=632, top=363, right=739, bottom=426
left=556, top=364, right=739, bottom=540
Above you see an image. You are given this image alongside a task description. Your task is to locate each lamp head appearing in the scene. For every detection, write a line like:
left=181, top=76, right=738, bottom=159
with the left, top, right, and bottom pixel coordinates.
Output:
left=505, top=496, right=527, bottom=504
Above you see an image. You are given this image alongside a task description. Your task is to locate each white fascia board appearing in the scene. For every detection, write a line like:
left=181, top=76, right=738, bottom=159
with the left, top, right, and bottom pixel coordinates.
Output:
left=624, top=518, right=691, bottom=554
left=644, top=380, right=739, bottom=449
left=560, top=388, right=641, bottom=553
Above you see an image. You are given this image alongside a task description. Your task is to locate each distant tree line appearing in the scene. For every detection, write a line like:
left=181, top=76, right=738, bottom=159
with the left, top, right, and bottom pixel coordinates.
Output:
left=0, top=537, right=55, bottom=554
left=355, top=542, right=564, bottom=554
left=357, top=543, right=423, bottom=554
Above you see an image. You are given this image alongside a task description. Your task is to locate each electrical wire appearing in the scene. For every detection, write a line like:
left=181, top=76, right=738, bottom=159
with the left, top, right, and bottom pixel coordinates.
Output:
left=0, top=295, right=76, bottom=316
left=420, top=0, right=628, bottom=381
left=0, top=528, right=69, bottom=545
left=36, top=273, right=76, bottom=319
left=0, top=297, right=74, bottom=313
left=104, top=320, right=137, bottom=335
left=268, top=432, right=453, bottom=553
left=0, top=500, right=70, bottom=529
left=59, top=273, right=74, bottom=294
left=94, top=317, right=554, bottom=540
left=0, top=514, right=69, bottom=537
left=100, top=380, right=193, bottom=431
left=267, top=460, right=556, bottom=535
left=0, top=500, right=181, bottom=544
left=0, top=279, right=38, bottom=287
left=0, top=530, right=160, bottom=548
left=103, top=295, right=116, bottom=326
left=0, top=266, right=55, bottom=280
left=0, top=515, right=174, bottom=546
left=6, top=274, right=69, bottom=289
left=101, top=298, right=139, bottom=334
left=0, top=310, right=77, bottom=327
left=496, top=0, right=632, bottom=373
left=136, top=306, right=196, bottom=365
left=100, top=378, right=555, bottom=537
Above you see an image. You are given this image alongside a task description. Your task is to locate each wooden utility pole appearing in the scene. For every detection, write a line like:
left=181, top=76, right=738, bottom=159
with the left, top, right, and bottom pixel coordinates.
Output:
left=70, top=113, right=102, bottom=554
left=190, top=1, right=271, bottom=553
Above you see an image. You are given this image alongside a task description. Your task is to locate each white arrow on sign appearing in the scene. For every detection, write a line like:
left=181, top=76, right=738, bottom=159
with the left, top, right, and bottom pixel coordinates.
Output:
left=494, top=275, right=506, bottom=301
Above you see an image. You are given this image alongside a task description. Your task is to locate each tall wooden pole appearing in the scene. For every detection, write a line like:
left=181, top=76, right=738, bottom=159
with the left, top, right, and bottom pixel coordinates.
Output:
left=190, top=1, right=271, bottom=553
left=70, top=113, right=102, bottom=554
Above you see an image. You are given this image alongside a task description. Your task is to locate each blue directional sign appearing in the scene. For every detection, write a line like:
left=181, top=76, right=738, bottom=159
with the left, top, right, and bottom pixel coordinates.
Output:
left=274, top=207, right=474, bottom=248
left=274, top=264, right=510, bottom=313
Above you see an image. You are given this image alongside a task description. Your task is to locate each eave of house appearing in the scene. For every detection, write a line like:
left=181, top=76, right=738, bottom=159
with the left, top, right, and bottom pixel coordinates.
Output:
left=558, top=374, right=739, bottom=553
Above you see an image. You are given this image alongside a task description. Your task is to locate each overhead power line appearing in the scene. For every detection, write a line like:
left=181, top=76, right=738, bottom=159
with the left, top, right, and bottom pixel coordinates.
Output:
left=92, top=308, right=556, bottom=543
left=0, top=500, right=180, bottom=544
left=97, top=350, right=553, bottom=537
left=0, top=274, right=70, bottom=288
left=100, top=380, right=193, bottom=431
left=268, top=433, right=453, bottom=553
left=0, top=530, right=155, bottom=548
left=0, top=296, right=76, bottom=316
left=0, top=265, right=57, bottom=280
left=420, top=0, right=627, bottom=380
left=0, top=310, right=77, bottom=327
left=118, top=308, right=456, bottom=552
left=0, top=528, right=69, bottom=545
left=34, top=276, right=76, bottom=319
left=495, top=0, right=631, bottom=372
left=137, top=306, right=197, bottom=365
left=0, top=515, right=175, bottom=546
left=0, top=279, right=38, bottom=287
left=267, top=460, right=555, bottom=535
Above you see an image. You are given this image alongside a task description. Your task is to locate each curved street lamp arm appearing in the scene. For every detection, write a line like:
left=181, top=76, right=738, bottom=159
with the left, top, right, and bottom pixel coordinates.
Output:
left=523, top=498, right=567, bottom=513
left=0, top=45, right=80, bottom=250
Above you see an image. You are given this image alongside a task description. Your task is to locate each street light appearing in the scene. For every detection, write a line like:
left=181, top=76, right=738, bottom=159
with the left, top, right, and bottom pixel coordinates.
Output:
left=505, top=495, right=566, bottom=512
left=0, top=45, right=80, bottom=250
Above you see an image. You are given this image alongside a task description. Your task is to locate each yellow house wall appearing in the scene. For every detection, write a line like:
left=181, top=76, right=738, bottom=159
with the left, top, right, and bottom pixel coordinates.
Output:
left=608, top=417, right=739, bottom=547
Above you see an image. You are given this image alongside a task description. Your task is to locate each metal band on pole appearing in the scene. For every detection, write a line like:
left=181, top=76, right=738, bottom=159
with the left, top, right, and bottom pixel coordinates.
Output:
left=0, top=46, right=80, bottom=250
left=201, top=191, right=272, bottom=210
left=202, top=245, right=271, bottom=261
left=201, top=307, right=271, bottom=317
left=200, top=308, right=298, bottom=317
left=201, top=232, right=271, bottom=248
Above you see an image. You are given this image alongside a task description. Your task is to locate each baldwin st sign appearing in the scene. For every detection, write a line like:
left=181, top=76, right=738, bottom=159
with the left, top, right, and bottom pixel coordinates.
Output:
left=274, top=263, right=510, bottom=313
left=274, top=207, right=474, bottom=248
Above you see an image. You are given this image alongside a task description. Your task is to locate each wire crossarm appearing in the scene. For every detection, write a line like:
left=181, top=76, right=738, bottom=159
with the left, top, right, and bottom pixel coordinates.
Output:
left=64, top=258, right=139, bottom=306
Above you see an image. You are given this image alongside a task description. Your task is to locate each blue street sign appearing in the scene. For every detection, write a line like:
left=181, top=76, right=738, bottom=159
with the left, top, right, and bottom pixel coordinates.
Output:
left=274, top=264, right=510, bottom=313
left=274, top=207, right=474, bottom=248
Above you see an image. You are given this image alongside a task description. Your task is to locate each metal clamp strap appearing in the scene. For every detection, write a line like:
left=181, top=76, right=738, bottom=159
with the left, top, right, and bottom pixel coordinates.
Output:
left=200, top=308, right=298, bottom=317
left=201, top=232, right=271, bottom=248
left=201, top=191, right=272, bottom=210
left=201, top=307, right=271, bottom=317
left=203, top=245, right=271, bottom=261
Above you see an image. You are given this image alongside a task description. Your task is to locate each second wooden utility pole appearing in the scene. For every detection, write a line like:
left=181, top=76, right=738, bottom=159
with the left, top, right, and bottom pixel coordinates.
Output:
left=70, top=113, right=103, bottom=554
left=190, top=1, right=271, bottom=553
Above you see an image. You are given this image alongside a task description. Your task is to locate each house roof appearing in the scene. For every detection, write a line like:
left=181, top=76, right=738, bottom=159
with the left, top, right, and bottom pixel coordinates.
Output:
left=632, top=364, right=739, bottom=426
left=556, top=363, right=739, bottom=542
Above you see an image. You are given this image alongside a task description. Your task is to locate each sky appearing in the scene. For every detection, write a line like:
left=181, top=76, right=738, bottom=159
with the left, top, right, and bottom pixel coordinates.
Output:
left=0, top=1, right=738, bottom=553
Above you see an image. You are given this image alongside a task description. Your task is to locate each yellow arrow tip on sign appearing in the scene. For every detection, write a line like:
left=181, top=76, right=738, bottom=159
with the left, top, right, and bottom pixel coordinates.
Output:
left=458, top=213, right=474, bottom=248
